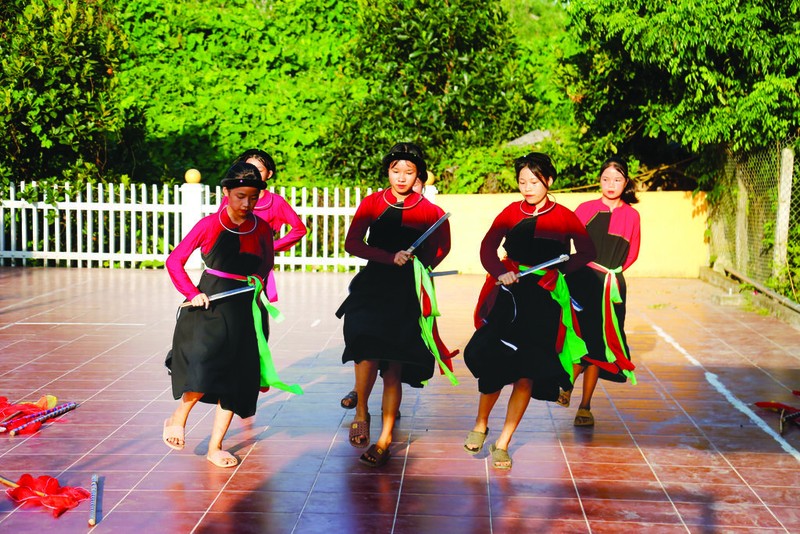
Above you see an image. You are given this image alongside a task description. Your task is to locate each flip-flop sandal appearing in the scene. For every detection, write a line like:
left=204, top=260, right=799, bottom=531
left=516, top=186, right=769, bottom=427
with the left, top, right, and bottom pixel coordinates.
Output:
left=349, top=414, right=370, bottom=448
left=359, top=444, right=391, bottom=467
left=207, top=450, right=238, bottom=468
left=340, top=390, right=358, bottom=409
left=574, top=408, right=595, bottom=427
left=463, top=428, right=489, bottom=455
left=489, top=443, right=512, bottom=470
left=556, top=388, right=572, bottom=408
left=163, top=419, right=185, bottom=451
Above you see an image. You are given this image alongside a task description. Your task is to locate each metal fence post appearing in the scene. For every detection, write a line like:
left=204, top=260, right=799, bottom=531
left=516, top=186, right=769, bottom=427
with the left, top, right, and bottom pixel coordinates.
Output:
left=181, top=169, right=204, bottom=270
left=773, top=147, right=795, bottom=279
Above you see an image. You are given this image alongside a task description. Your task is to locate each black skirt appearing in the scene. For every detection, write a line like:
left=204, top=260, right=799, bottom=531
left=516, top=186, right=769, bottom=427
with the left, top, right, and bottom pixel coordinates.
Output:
left=568, top=267, right=630, bottom=383
left=166, top=272, right=265, bottom=418
left=464, top=275, right=573, bottom=401
left=337, top=262, right=435, bottom=388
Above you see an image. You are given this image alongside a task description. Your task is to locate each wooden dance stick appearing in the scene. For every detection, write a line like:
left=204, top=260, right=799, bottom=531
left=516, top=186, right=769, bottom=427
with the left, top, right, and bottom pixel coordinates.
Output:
left=88, top=474, right=99, bottom=526
left=495, top=254, right=570, bottom=285
left=8, top=402, right=78, bottom=436
left=179, top=285, right=255, bottom=308
left=406, top=213, right=451, bottom=254
left=0, top=474, right=47, bottom=497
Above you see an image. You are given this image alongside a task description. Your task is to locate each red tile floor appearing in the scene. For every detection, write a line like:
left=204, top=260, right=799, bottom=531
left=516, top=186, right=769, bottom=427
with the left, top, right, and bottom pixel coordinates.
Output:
left=0, top=267, right=799, bottom=533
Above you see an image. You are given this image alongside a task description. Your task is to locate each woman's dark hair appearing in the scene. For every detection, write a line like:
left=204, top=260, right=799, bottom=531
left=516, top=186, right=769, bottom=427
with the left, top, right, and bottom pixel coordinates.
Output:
left=220, top=162, right=267, bottom=190
left=381, top=142, right=428, bottom=183
left=513, top=152, right=557, bottom=190
left=234, top=149, right=277, bottom=180
left=599, top=157, right=638, bottom=204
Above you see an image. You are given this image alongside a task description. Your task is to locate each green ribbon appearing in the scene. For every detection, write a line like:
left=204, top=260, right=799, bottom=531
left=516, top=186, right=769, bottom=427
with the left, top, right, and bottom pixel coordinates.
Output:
left=413, top=258, right=459, bottom=386
left=593, top=263, right=637, bottom=385
left=247, top=275, right=303, bottom=395
left=523, top=267, right=587, bottom=383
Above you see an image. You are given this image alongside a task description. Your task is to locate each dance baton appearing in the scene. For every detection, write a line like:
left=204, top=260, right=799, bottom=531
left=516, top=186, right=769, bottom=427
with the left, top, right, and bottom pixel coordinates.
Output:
left=88, top=474, right=99, bottom=526
left=179, top=285, right=255, bottom=308
left=495, top=254, right=570, bottom=285
left=0, top=411, right=22, bottom=427
left=1, top=404, right=74, bottom=433
left=406, top=213, right=451, bottom=254
left=8, top=402, right=79, bottom=436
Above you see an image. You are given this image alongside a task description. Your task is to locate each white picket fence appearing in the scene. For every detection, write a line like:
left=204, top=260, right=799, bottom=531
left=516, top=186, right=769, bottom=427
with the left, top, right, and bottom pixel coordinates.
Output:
left=0, top=181, right=390, bottom=270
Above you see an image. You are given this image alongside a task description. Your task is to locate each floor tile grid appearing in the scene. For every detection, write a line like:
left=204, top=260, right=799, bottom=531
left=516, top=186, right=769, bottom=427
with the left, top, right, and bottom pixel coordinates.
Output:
left=553, top=429, right=595, bottom=532
left=628, top=310, right=795, bottom=531
left=554, top=363, right=692, bottom=531
left=89, top=392, right=225, bottom=528
left=1, top=271, right=799, bottom=533
left=644, top=304, right=799, bottom=393
left=0, top=319, right=237, bottom=530
left=241, top=405, right=351, bottom=532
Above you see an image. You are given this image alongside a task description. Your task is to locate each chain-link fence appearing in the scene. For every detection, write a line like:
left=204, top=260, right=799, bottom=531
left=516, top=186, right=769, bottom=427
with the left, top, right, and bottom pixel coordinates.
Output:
left=708, top=136, right=799, bottom=304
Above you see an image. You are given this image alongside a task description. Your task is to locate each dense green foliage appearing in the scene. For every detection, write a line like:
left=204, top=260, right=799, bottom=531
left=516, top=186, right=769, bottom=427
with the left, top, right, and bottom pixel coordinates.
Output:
left=559, top=0, right=800, bottom=188
left=0, top=0, right=137, bottom=198
left=115, top=0, right=357, bottom=185
left=323, top=0, right=535, bottom=186
left=3, top=0, right=799, bottom=193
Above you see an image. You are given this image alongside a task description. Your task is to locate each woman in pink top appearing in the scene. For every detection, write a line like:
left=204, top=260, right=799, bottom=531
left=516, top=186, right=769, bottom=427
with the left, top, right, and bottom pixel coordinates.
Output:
left=219, top=149, right=307, bottom=253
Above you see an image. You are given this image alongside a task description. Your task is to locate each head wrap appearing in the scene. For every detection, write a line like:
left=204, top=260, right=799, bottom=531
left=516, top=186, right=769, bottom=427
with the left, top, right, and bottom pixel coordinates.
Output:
left=221, top=162, right=268, bottom=190
left=381, top=142, right=428, bottom=183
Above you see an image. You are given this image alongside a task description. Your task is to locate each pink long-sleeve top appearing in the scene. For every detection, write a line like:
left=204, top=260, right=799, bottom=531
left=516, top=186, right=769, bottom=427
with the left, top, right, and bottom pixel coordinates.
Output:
left=166, top=210, right=274, bottom=300
left=573, top=198, right=641, bottom=271
left=219, top=190, right=306, bottom=253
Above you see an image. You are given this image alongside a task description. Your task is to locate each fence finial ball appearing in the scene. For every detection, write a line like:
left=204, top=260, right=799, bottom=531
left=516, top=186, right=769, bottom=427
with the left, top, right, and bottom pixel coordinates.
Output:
left=184, top=169, right=202, bottom=183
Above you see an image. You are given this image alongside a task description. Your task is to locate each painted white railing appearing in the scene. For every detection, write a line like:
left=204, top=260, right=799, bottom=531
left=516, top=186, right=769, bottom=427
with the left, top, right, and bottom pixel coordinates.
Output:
left=0, top=182, right=388, bottom=270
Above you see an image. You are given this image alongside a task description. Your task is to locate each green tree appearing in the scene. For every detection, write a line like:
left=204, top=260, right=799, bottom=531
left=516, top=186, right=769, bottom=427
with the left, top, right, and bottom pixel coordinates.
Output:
left=116, top=0, right=357, bottom=185
left=0, top=0, right=136, bottom=195
left=324, top=0, right=537, bottom=187
left=559, top=0, right=800, bottom=186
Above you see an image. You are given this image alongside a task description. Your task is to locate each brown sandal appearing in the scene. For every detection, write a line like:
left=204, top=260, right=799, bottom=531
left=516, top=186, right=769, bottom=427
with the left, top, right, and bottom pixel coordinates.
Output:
left=556, top=388, right=572, bottom=408
left=340, top=390, right=358, bottom=409
left=463, top=428, right=489, bottom=455
left=574, top=408, right=595, bottom=426
left=359, top=444, right=391, bottom=467
left=349, top=414, right=370, bottom=448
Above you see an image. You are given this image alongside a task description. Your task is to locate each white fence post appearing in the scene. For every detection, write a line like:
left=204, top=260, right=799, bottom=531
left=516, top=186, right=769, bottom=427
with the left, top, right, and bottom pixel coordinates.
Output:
left=181, top=169, right=204, bottom=270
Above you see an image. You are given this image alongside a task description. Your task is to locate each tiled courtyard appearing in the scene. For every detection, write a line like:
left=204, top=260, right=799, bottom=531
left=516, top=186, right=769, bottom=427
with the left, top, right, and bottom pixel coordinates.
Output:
left=0, top=267, right=798, bottom=533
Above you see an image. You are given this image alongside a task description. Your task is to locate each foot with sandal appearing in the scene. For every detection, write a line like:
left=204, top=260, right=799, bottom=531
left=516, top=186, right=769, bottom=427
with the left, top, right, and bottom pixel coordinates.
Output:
left=340, top=389, right=358, bottom=409
left=574, top=406, right=595, bottom=426
left=349, top=413, right=370, bottom=448
left=359, top=442, right=391, bottom=467
left=489, top=443, right=512, bottom=469
left=341, top=388, right=401, bottom=418
left=163, top=418, right=185, bottom=451
left=359, top=412, right=394, bottom=468
left=207, top=449, right=238, bottom=468
left=463, top=427, right=489, bottom=455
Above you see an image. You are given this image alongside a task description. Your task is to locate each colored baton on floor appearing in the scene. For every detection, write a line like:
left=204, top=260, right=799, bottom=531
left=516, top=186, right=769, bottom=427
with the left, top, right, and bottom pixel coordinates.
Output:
left=7, top=402, right=79, bottom=435
left=88, top=474, right=99, bottom=526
